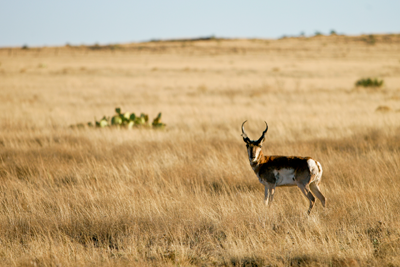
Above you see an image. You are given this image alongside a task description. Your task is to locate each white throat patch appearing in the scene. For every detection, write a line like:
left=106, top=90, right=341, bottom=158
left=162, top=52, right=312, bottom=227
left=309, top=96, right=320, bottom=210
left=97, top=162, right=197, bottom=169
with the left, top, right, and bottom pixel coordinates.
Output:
left=248, top=147, right=261, bottom=163
left=253, top=149, right=261, bottom=162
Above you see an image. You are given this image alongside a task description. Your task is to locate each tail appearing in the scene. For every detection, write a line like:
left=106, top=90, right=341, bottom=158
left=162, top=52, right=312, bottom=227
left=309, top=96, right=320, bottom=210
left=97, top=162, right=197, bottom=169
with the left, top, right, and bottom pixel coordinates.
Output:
left=315, top=161, right=323, bottom=183
left=307, top=159, right=323, bottom=184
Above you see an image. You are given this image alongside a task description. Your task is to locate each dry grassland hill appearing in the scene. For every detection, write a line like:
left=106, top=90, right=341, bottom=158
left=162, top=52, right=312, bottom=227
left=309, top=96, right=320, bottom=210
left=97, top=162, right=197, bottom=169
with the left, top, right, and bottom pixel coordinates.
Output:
left=0, top=34, right=400, bottom=266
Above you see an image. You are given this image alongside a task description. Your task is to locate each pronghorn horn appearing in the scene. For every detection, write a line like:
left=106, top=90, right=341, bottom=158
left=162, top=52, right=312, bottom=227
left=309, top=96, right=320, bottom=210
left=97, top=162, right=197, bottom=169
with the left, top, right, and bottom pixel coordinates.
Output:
left=241, top=120, right=250, bottom=143
left=256, top=121, right=268, bottom=144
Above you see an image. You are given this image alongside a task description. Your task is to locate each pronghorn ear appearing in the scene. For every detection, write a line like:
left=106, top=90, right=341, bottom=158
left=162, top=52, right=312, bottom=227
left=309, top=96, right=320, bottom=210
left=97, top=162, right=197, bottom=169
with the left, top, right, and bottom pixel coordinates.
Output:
left=256, top=138, right=265, bottom=147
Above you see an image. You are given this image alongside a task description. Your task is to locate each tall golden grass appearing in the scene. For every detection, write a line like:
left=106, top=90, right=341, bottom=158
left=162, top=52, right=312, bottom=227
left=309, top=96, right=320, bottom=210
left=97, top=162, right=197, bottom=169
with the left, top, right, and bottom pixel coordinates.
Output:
left=1, top=34, right=400, bottom=266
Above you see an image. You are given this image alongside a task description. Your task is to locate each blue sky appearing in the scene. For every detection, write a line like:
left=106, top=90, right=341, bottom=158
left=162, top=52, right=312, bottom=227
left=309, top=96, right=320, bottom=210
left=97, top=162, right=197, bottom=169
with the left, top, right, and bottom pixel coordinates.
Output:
left=0, top=0, right=399, bottom=47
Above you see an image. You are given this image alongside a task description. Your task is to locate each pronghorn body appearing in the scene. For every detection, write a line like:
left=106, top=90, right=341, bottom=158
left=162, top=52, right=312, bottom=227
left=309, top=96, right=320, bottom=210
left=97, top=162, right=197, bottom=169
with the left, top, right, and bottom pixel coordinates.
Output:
left=242, top=121, right=326, bottom=214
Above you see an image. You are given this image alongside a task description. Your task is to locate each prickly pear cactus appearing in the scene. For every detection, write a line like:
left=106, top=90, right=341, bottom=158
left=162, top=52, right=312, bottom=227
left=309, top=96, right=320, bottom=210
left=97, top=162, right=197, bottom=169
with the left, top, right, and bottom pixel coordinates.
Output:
left=71, top=108, right=165, bottom=130
left=123, top=112, right=131, bottom=121
left=99, top=116, right=109, bottom=127
left=111, top=115, right=122, bottom=125
left=130, top=113, right=136, bottom=121
left=152, top=113, right=166, bottom=128
left=127, top=121, right=134, bottom=129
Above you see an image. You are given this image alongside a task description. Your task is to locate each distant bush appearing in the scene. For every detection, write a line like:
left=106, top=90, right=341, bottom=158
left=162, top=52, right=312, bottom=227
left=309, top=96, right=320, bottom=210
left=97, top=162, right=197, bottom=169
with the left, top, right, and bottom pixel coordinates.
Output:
left=71, top=108, right=166, bottom=129
left=88, top=43, right=101, bottom=50
left=375, top=106, right=391, bottom=112
left=87, top=44, right=122, bottom=51
left=363, top=35, right=376, bottom=45
left=355, top=78, right=383, bottom=88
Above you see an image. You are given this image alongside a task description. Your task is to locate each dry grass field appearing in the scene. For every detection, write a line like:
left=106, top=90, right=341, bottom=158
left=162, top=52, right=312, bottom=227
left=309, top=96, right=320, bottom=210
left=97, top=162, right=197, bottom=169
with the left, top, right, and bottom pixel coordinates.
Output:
left=1, top=34, right=400, bottom=266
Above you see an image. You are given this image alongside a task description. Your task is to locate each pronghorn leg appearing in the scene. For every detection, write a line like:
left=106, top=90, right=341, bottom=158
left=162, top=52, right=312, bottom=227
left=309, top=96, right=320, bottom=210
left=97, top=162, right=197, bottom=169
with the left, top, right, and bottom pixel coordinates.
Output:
left=268, top=183, right=276, bottom=204
left=297, top=184, right=315, bottom=214
left=264, top=186, right=269, bottom=206
left=309, top=181, right=326, bottom=207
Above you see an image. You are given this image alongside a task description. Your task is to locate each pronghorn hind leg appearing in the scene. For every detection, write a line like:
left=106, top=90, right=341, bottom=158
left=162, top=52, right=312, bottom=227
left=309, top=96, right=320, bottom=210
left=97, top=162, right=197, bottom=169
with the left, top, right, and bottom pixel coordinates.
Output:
left=297, top=184, right=315, bottom=214
left=309, top=181, right=326, bottom=208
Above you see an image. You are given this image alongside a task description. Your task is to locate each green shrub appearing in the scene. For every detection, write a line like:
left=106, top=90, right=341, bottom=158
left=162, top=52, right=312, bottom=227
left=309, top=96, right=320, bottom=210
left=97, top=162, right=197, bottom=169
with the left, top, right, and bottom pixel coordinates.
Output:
left=363, top=35, right=376, bottom=45
left=314, top=31, right=323, bottom=36
left=355, top=78, right=383, bottom=88
left=71, top=108, right=166, bottom=129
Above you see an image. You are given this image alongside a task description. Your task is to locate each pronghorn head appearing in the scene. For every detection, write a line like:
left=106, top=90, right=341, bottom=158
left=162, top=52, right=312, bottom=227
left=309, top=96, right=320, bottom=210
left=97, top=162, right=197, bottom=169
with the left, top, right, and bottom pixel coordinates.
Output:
left=241, top=121, right=268, bottom=164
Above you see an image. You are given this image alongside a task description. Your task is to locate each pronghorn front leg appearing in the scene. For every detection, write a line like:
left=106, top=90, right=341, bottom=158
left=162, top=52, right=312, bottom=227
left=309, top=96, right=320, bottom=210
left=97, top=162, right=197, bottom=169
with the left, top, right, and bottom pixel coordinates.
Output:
left=264, top=186, right=269, bottom=206
left=264, top=183, right=276, bottom=206
left=268, top=183, right=276, bottom=203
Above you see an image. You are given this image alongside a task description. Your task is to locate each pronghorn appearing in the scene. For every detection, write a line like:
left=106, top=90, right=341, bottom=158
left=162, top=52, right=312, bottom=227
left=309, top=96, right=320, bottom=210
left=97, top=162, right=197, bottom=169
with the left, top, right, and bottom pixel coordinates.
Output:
left=241, top=121, right=326, bottom=214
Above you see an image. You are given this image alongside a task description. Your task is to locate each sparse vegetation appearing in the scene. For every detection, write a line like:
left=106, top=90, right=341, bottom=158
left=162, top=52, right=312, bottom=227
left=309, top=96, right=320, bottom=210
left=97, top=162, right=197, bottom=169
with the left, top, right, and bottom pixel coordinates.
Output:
left=355, top=77, right=384, bottom=88
left=88, top=43, right=122, bottom=51
left=149, top=35, right=220, bottom=43
left=363, top=34, right=376, bottom=45
left=72, top=108, right=166, bottom=129
left=375, top=105, right=391, bottom=112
